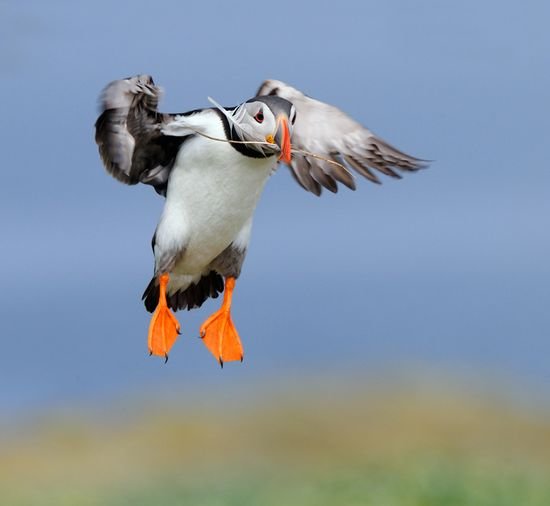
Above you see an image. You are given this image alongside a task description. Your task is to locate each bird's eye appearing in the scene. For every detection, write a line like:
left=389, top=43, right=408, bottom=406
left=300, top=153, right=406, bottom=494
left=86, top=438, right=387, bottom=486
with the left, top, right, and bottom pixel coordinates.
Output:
left=254, top=110, right=264, bottom=123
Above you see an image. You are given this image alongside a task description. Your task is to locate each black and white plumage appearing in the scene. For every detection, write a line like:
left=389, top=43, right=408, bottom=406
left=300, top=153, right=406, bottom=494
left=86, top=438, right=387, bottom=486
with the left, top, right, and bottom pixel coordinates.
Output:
left=95, top=74, right=428, bottom=360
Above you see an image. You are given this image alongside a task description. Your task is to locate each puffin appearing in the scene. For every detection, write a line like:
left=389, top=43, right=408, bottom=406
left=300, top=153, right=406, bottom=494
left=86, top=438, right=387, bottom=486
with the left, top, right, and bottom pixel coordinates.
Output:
left=95, top=75, right=428, bottom=365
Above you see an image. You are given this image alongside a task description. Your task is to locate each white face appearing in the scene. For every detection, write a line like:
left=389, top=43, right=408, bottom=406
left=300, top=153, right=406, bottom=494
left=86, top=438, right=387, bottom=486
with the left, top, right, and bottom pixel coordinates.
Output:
left=240, top=101, right=278, bottom=140
left=231, top=100, right=296, bottom=158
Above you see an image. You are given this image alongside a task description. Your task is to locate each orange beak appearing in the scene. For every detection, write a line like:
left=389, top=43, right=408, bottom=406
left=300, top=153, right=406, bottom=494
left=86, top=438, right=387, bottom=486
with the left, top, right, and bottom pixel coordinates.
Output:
left=274, top=115, right=292, bottom=164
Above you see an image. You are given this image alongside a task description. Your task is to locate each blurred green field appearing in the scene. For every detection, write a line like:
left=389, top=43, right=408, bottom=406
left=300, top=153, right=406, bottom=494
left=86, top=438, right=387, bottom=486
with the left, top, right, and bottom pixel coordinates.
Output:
left=2, top=376, right=550, bottom=505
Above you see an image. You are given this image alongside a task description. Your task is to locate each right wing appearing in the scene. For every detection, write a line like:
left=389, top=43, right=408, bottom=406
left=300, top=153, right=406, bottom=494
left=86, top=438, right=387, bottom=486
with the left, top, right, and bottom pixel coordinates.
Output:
left=94, top=74, right=197, bottom=195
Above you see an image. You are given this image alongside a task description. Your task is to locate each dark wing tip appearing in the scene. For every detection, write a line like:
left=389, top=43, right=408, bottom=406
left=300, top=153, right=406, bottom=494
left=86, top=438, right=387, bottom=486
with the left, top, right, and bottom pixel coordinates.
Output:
left=255, top=80, right=274, bottom=97
left=369, top=137, right=431, bottom=171
left=95, top=74, right=181, bottom=190
left=98, top=74, right=160, bottom=113
left=94, top=109, right=135, bottom=184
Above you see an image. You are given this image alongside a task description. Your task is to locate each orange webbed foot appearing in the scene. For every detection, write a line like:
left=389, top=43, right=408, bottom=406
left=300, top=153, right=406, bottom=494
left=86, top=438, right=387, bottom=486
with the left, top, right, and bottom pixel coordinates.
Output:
left=199, top=277, right=243, bottom=366
left=200, top=310, right=243, bottom=366
left=147, top=273, right=181, bottom=362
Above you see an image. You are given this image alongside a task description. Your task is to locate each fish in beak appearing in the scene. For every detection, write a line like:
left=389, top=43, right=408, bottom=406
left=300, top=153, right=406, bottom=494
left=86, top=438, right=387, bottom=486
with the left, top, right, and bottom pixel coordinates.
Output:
left=273, top=114, right=292, bottom=164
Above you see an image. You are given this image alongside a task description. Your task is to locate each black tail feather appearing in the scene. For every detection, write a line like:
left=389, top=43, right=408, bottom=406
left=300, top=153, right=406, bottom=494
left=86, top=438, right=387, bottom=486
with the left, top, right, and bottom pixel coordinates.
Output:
left=142, top=271, right=224, bottom=313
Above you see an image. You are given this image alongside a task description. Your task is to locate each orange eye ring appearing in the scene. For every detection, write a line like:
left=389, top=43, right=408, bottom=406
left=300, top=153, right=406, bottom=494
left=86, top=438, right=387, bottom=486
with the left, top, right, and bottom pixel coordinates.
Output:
left=254, top=110, right=264, bottom=123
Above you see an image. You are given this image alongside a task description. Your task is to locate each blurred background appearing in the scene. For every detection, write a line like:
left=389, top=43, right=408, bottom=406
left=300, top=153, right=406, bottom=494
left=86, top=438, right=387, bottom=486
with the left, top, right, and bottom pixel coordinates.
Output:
left=1, top=0, right=549, bottom=504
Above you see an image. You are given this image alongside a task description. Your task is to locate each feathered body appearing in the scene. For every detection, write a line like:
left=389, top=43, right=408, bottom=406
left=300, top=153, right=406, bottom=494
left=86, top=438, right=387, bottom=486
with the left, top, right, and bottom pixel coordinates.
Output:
left=146, top=109, right=275, bottom=310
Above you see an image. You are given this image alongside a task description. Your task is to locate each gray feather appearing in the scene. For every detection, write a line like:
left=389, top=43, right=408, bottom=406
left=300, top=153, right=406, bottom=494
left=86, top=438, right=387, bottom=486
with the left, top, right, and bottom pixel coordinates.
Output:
left=309, top=159, right=338, bottom=193
left=256, top=79, right=429, bottom=194
left=94, top=74, right=190, bottom=195
left=290, top=156, right=323, bottom=196
left=210, top=243, right=248, bottom=279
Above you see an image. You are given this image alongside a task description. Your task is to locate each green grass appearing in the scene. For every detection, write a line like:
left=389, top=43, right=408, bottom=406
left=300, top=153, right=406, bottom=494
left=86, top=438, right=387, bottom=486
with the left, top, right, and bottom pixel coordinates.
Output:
left=3, top=378, right=550, bottom=505
left=6, top=456, right=550, bottom=506
left=90, top=460, right=550, bottom=506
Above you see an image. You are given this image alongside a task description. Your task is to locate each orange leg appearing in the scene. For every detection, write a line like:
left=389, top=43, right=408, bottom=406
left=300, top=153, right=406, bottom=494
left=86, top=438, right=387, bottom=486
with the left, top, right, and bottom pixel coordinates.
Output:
left=147, top=273, right=181, bottom=362
left=199, top=277, right=243, bottom=367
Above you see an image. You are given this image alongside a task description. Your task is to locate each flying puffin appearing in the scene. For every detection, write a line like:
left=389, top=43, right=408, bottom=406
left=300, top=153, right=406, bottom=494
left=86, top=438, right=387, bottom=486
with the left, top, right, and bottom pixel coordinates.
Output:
left=95, top=75, right=428, bottom=365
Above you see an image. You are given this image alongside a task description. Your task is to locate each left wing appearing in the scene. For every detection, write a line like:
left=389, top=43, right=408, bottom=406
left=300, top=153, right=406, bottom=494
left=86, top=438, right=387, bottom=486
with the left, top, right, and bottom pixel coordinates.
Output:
left=256, top=79, right=429, bottom=195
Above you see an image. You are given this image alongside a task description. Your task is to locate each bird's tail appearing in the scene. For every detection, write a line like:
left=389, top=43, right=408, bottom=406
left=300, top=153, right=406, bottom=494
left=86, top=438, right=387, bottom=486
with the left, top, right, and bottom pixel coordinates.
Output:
left=142, top=271, right=224, bottom=313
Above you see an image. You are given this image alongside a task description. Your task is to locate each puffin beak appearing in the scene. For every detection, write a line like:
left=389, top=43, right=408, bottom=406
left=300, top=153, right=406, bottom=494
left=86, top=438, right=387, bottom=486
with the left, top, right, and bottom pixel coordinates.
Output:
left=273, top=114, right=292, bottom=164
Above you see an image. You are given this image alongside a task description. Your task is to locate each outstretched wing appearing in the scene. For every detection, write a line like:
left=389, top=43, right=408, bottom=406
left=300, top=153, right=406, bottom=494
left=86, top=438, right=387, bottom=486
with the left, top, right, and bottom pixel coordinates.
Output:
left=94, top=75, right=197, bottom=195
left=256, top=79, right=429, bottom=195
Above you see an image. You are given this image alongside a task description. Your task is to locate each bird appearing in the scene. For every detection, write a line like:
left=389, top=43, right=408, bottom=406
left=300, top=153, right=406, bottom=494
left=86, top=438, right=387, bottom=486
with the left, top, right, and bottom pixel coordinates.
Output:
left=94, top=74, right=428, bottom=366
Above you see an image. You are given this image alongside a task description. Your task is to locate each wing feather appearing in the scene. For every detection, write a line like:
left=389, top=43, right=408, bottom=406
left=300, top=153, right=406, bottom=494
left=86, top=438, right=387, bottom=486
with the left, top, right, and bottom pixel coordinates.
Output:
left=309, top=160, right=338, bottom=193
left=289, top=156, right=323, bottom=196
left=94, top=75, right=192, bottom=195
left=256, top=80, right=429, bottom=195
left=324, top=156, right=356, bottom=190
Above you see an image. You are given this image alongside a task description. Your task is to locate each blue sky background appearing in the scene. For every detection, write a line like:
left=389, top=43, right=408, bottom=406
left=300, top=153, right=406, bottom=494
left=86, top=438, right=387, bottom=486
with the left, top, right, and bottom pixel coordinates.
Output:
left=0, top=0, right=549, bottom=420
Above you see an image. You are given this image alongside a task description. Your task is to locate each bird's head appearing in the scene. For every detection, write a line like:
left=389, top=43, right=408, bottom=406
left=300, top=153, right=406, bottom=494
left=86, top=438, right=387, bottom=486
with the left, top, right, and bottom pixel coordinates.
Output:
left=209, top=95, right=295, bottom=163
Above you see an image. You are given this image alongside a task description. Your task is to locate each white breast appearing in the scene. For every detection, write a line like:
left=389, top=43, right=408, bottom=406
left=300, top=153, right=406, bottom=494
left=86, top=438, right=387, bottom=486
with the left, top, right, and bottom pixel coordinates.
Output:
left=154, top=113, right=276, bottom=284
